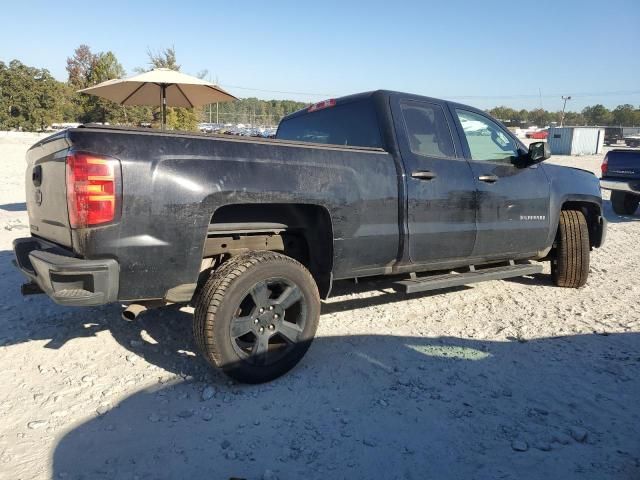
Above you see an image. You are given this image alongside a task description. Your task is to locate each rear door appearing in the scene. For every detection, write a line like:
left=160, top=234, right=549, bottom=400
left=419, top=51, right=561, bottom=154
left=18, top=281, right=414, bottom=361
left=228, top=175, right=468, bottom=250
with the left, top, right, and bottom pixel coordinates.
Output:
left=451, top=108, right=550, bottom=258
left=25, top=135, right=72, bottom=247
left=391, top=97, right=477, bottom=263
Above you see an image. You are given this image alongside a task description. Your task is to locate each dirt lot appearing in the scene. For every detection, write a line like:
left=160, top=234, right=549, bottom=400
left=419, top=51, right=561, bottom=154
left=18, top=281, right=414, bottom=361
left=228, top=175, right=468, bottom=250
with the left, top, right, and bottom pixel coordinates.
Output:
left=0, top=132, right=638, bottom=480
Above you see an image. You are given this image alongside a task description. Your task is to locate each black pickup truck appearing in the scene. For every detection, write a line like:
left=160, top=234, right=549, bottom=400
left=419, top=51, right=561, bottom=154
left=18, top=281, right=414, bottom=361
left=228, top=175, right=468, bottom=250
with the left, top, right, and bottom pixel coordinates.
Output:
left=600, top=149, right=640, bottom=215
left=13, top=90, right=606, bottom=383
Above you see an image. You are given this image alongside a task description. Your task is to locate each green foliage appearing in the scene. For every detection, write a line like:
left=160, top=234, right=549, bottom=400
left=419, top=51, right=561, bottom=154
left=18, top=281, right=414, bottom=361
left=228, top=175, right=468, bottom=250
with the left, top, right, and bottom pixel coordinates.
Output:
left=562, top=111, right=586, bottom=126
left=0, top=60, right=63, bottom=131
left=581, top=104, right=612, bottom=126
left=611, top=104, right=639, bottom=126
left=165, top=107, right=198, bottom=131
left=82, top=51, right=127, bottom=123
left=66, top=44, right=96, bottom=89
left=489, top=103, right=640, bottom=128
left=147, top=47, right=180, bottom=70
left=2, top=45, right=640, bottom=131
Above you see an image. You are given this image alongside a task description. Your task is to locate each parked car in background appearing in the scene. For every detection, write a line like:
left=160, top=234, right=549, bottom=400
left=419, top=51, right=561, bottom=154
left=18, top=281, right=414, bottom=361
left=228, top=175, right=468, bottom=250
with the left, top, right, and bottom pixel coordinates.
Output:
left=526, top=129, right=548, bottom=140
left=604, top=127, right=640, bottom=146
left=625, top=134, right=640, bottom=148
left=600, top=149, right=640, bottom=215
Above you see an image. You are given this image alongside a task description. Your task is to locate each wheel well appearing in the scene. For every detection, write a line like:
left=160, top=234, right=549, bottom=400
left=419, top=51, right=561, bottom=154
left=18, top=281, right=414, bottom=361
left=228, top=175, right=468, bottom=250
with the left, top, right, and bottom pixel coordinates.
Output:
left=561, top=201, right=603, bottom=248
left=206, top=203, right=334, bottom=297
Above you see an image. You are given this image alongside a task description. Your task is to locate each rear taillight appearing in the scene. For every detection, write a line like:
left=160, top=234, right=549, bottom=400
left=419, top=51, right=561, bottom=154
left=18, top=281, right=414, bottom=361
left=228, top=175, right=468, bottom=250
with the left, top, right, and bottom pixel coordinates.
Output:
left=601, top=155, right=608, bottom=176
left=66, top=151, right=121, bottom=228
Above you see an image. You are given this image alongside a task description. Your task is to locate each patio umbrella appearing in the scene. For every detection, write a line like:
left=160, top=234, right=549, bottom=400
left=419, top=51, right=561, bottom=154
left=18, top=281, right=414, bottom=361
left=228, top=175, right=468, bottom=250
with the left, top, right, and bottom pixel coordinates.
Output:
left=78, top=68, right=237, bottom=129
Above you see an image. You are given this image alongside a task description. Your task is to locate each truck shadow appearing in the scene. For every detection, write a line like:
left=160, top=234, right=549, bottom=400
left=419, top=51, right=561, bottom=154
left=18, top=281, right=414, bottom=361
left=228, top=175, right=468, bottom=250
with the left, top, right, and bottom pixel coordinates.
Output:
left=0, top=201, right=27, bottom=212
left=602, top=199, right=639, bottom=224
left=49, top=330, right=640, bottom=480
left=0, top=252, right=471, bottom=357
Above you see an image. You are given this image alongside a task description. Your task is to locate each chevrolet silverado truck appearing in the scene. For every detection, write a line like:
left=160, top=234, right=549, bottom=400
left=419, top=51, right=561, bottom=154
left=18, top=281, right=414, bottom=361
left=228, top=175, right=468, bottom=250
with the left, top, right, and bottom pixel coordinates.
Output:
left=600, top=148, right=640, bottom=215
left=13, top=90, right=606, bottom=383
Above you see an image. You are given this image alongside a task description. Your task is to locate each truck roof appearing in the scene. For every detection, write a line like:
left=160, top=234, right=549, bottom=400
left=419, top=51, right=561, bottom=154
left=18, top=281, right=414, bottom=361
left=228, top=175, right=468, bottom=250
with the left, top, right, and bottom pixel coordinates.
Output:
left=282, top=89, right=486, bottom=123
left=282, top=89, right=458, bottom=121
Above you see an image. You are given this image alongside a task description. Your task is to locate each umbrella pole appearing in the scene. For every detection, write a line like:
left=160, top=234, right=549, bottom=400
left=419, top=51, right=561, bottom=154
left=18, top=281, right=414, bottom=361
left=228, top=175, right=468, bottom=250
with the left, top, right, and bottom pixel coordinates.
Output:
left=161, top=84, right=167, bottom=131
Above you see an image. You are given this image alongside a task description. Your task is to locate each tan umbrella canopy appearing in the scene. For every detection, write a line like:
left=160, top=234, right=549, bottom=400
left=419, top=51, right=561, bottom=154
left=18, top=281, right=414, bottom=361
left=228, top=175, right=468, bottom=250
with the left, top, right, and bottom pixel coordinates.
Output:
left=78, top=68, right=237, bottom=129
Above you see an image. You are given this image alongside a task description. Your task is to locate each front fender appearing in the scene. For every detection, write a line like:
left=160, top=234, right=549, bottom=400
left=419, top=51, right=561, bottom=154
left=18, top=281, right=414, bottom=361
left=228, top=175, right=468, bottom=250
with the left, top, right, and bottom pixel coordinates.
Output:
left=542, top=163, right=603, bottom=250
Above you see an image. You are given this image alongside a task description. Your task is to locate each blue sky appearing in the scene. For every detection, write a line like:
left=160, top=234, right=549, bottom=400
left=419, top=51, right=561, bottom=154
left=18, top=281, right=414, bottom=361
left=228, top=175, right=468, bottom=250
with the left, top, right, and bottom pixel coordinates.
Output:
left=2, top=0, right=639, bottom=111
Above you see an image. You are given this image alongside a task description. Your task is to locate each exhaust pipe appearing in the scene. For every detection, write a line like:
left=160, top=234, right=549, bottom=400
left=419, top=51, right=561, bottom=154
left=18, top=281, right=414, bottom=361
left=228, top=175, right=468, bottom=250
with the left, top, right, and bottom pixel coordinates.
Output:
left=21, top=282, right=44, bottom=296
left=122, top=304, right=147, bottom=322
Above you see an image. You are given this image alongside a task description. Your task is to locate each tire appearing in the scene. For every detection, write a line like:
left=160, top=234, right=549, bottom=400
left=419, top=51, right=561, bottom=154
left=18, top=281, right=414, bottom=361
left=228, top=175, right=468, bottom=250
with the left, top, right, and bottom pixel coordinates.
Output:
left=551, top=210, right=590, bottom=288
left=611, top=191, right=639, bottom=215
left=194, top=251, right=320, bottom=384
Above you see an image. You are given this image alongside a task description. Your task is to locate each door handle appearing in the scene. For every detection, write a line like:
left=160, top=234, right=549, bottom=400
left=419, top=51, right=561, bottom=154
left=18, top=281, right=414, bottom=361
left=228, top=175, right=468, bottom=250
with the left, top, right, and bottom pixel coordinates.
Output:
left=32, top=165, right=42, bottom=187
left=478, top=174, right=499, bottom=183
left=411, top=170, right=437, bottom=180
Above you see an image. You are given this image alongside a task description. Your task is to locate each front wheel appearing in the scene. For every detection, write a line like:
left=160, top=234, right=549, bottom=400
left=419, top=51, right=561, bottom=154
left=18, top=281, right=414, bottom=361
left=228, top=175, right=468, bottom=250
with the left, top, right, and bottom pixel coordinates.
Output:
left=611, top=191, right=639, bottom=215
left=551, top=210, right=590, bottom=288
left=194, top=251, right=320, bottom=384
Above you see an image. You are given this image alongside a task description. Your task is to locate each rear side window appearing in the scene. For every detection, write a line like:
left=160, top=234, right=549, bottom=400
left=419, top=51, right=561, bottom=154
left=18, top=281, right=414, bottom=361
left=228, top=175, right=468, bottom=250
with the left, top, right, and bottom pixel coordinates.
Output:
left=401, top=102, right=456, bottom=158
left=276, top=100, right=383, bottom=148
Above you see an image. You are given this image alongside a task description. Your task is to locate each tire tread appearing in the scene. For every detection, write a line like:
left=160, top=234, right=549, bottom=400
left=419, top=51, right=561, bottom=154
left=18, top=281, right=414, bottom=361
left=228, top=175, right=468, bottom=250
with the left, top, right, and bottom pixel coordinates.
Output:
left=553, top=210, right=590, bottom=288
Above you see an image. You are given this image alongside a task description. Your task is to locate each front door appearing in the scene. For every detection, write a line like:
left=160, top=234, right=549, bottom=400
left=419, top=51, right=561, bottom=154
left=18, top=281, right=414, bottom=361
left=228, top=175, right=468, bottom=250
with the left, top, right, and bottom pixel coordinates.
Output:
left=392, top=98, right=477, bottom=263
left=452, top=108, right=551, bottom=258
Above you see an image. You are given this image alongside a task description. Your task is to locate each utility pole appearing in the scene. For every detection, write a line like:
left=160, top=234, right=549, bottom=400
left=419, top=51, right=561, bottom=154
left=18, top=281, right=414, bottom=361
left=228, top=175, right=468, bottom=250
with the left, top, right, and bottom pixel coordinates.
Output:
left=215, top=76, right=219, bottom=125
left=539, top=88, right=543, bottom=109
left=560, top=95, right=572, bottom=127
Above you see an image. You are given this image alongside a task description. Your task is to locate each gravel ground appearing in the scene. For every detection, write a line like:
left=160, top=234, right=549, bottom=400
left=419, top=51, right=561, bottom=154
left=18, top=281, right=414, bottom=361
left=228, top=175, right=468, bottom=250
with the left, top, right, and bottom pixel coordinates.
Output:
left=0, top=132, right=638, bottom=480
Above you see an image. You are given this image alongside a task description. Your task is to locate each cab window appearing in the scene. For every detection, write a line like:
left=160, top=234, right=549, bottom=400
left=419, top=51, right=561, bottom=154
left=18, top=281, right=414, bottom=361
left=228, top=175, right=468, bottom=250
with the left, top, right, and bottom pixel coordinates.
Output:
left=401, top=102, right=456, bottom=158
left=456, top=110, right=518, bottom=163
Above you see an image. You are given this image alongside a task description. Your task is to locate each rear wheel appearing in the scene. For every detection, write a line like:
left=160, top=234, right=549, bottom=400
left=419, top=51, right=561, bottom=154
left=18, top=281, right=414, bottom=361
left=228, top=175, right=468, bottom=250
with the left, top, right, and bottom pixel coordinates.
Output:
left=611, top=191, right=639, bottom=215
left=194, top=251, right=320, bottom=384
left=551, top=210, right=590, bottom=288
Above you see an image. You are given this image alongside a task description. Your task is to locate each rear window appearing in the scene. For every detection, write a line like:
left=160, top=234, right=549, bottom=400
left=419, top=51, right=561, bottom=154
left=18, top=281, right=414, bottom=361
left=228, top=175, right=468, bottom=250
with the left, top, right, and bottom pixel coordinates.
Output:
left=276, top=100, right=383, bottom=148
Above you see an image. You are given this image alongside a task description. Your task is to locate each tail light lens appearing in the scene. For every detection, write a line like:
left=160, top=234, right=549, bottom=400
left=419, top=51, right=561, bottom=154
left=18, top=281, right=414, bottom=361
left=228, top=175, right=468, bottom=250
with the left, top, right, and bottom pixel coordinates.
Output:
left=601, top=155, right=608, bottom=176
left=66, top=151, right=121, bottom=228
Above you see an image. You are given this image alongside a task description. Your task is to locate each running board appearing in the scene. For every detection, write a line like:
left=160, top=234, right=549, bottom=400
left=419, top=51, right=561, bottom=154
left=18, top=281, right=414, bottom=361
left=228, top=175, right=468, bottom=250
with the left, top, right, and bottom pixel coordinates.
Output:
left=394, top=262, right=543, bottom=294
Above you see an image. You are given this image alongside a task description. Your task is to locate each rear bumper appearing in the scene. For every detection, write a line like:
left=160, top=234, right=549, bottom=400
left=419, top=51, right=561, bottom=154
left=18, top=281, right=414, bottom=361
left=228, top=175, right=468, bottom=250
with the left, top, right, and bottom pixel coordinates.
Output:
left=13, top=237, right=119, bottom=306
left=600, top=178, right=640, bottom=194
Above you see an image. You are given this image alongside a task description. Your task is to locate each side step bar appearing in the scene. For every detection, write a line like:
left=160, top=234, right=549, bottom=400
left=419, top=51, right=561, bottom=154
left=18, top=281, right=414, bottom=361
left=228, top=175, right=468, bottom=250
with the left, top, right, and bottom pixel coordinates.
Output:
left=394, top=262, right=543, bottom=294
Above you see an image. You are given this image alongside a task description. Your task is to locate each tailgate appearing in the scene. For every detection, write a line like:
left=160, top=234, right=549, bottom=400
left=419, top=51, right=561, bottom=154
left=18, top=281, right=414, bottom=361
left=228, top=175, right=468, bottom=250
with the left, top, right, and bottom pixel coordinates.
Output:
left=605, top=150, right=640, bottom=179
left=25, top=133, right=72, bottom=247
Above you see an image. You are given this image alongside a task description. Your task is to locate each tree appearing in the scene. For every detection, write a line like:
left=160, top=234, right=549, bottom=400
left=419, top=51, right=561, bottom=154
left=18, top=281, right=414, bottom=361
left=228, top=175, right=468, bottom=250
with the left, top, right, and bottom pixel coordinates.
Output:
left=66, top=45, right=130, bottom=124
left=66, top=44, right=97, bottom=89
left=582, top=104, right=611, bottom=126
left=0, top=60, right=63, bottom=131
left=82, top=51, right=127, bottom=123
left=562, top=111, right=586, bottom=126
left=611, top=104, right=637, bottom=126
left=488, top=106, right=516, bottom=124
left=147, top=46, right=180, bottom=70
left=528, top=108, right=549, bottom=127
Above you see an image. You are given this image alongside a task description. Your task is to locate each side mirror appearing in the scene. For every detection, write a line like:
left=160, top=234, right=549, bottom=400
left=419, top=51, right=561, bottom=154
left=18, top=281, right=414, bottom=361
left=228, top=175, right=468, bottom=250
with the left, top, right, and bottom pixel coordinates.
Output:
left=528, top=141, right=551, bottom=164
